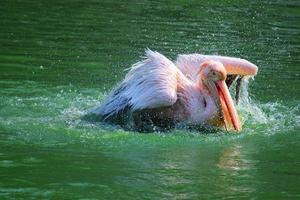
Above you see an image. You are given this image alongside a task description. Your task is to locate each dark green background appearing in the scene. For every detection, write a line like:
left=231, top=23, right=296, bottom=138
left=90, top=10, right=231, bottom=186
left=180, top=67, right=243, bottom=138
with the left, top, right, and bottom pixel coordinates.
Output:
left=0, top=0, right=299, bottom=199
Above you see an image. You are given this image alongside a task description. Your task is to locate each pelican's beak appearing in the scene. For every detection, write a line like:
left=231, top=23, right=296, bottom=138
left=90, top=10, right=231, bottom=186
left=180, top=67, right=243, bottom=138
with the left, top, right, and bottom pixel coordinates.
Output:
left=216, top=81, right=241, bottom=132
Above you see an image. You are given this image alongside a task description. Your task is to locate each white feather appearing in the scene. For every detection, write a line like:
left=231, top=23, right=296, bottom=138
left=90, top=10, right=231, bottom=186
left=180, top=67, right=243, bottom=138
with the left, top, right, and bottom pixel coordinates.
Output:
left=91, top=50, right=179, bottom=119
left=176, top=54, right=258, bottom=79
left=175, top=54, right=208, bottom=82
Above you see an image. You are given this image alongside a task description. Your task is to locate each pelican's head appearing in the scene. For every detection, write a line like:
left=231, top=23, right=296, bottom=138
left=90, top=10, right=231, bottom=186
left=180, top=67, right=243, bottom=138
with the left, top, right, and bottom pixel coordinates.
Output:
left=198, top=60, right=241, bottom=132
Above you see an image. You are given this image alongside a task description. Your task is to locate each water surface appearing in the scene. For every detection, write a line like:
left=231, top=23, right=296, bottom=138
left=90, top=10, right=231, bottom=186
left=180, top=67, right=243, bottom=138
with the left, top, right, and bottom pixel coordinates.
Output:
left=0, top=0, right=300, bottom=199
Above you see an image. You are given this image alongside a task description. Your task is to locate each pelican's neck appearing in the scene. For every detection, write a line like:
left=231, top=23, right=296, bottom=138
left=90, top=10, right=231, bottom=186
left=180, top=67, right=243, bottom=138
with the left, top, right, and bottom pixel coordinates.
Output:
left=196, top=76, right=209, bottom=93
left=177, top=76, right=218, bottom=124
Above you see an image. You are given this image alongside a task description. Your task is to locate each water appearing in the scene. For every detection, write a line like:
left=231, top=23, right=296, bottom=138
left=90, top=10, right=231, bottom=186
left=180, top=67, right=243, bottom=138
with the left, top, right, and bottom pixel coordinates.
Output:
left=0, top=0, right=299, bottom=199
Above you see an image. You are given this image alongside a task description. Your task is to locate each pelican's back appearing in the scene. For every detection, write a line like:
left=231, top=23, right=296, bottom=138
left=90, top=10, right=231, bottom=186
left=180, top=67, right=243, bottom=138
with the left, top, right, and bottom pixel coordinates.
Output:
left=85, top=50, right=179, bottom=124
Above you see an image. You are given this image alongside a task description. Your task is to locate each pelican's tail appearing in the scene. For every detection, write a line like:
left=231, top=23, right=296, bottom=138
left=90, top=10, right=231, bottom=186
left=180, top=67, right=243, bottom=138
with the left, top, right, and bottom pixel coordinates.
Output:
left=83, top=83, right=132, bottom=124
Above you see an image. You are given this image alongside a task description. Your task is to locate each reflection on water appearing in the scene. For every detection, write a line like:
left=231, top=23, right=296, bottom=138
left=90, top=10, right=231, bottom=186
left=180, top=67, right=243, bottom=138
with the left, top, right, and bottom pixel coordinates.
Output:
left=217, top=144, right=249, bottom=172
left=0, top=0, right=300, bottom=199
left=216, top=144, right=256, bottom=196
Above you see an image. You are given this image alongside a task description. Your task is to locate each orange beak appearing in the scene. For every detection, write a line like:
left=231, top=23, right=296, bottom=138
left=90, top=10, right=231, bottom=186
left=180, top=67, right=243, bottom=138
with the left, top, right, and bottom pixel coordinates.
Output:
left=216, top=81, right=241, bottom=132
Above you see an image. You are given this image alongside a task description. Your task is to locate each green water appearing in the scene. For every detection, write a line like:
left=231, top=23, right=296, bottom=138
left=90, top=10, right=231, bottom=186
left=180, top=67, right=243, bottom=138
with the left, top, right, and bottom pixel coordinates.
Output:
left=1, top=0, right=300, bottom=199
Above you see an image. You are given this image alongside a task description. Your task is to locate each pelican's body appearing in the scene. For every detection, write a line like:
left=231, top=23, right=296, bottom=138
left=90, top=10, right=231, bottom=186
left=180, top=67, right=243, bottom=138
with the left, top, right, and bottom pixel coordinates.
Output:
left=86, top=50, right=258, bottom=132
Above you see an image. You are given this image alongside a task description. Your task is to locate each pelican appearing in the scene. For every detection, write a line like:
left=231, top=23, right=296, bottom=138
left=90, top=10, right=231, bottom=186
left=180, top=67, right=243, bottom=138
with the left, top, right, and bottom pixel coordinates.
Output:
left=86, top=50, right=258, bottom=132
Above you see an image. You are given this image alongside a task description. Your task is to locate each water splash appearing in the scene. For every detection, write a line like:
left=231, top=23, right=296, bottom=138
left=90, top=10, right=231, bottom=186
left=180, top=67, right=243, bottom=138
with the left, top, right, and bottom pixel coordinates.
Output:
left=60, top=80, right=299, bottom=136
left=235, top=78, right=299, bottom=135
left=0, top=81, right=298, bottom=147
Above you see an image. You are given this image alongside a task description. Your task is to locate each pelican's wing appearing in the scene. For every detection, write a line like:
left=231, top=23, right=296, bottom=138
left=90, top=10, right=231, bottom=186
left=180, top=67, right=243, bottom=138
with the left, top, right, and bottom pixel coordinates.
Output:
left=175, top=54, right=208, bottom=82
left=176, top=54, right=258, bottom=82
left=89, top=50, right=178, bottom=119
